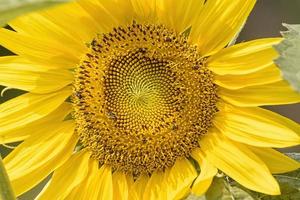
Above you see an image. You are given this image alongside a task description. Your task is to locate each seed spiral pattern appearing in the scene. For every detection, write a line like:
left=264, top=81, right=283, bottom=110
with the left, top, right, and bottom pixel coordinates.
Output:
left=73, top=22, right=218, bottom=175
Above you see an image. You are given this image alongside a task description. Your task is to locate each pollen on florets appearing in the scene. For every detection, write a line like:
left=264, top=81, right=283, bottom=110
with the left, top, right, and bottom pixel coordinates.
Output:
left=73, top=22, right=218, bottom=175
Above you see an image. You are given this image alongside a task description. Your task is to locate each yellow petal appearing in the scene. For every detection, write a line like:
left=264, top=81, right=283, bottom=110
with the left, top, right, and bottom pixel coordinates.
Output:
left=97, top=165, right=113, bottom=200
left=0, top=102, right=71, bottom=144
left=4, top=121, right=77, bottom=196
left=9, top=6, right=88, bottom=54
left=0, top=87, right=71, bottom=134
left=0, top=56, right=73, bottom=93
left=40, top=1, right=99, bottom=44
left=79, top=0, right=134, bottom=32
left=37, top=151, right=90, bottom=200
left=191, top=148, right=218, bottom=196
left=67, top=162, right=113, bottom=200
left=0, top=28, right=79, bottom=67
left=143, top=171, right=167, bottom=200
left=113, top=171, right=129, bottom=200
left=248, top=147, right=300, bottom=174
left=0, top=56, right=68, bottom=70
left=214, top=64, right=281, bottom=89
left=156, top=0, right=205, bottom=33
left=189, top=0, right=256, bottom=56
left=208, top=38, right=281, bottom=75
left=65, top=161, right=96, bottom=200
left=214, top=103, right=300, bottom=148
left=130, top=0, right=157, bottom=23
left=219, top=80, right=300, bottom=106
left=166, top=158, right=197, bottom=200
left=129, top=174, right=149, bottom=200
left=200, top=133, right=280, bottom=195
left=126, top=174, right=135, bottom=189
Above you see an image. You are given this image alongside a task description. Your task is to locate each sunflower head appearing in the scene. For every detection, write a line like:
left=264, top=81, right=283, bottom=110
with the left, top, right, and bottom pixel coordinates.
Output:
left=1, top=0, right=300, bottom=199
left=73, top=22, right=218, bottom=175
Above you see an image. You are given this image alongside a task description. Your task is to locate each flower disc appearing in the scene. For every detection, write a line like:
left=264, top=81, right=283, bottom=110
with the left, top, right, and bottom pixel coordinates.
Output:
left=73, top=22, right=218, bottom=175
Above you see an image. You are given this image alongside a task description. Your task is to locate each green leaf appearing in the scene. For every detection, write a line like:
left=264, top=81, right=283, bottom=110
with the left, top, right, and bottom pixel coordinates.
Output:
left=275, top=24, right=300, bottom=93
left=229, top=186, right=255, bottom=200
left=185, top=194, right=206, bottom=200
left=0, top=0, right=71, bottom=27
left=205, top=177, right=233, bottom=200
left=204, top=177, right=256, bottom=200
left=271, top=175, right=300, bottom=199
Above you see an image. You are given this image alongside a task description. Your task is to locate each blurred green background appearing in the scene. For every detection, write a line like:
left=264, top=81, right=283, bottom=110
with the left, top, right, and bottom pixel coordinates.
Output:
left=0, top=0, right=300, bottom=199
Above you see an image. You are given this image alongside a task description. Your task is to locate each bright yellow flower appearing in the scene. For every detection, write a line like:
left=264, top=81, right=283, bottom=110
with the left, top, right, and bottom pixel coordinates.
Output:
left=0, top=0, right=299, bottom=199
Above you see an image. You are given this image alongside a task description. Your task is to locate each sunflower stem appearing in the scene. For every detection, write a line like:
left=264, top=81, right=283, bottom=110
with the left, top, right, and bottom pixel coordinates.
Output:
left=0, top=155, right=15, bottom=200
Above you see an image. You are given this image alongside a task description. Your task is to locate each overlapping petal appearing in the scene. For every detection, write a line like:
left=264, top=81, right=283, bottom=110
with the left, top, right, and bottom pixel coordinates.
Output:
left=166, top=158, right=197, bottom=200
left=40, top=1, right=99, bottom=44
left=219, top=80, right=300, bottom=106
left=0, top=56, right=73, bottom=93
left=191, top=148, right=218, bottom=196
left=156, top=0, right=205, bottom=33
left=214, top=103, right=300, bottom=147
left=112, top=172, right=129, bottom=200
left=9, top=3, right=90, bottom=52
left=248, top=147, right=300, bottom=174
left=200, top=132, right=280, bottom=195
left=208, top=38, right=281, bottom=75
left=0, top=28, right=80, bottom=67
left=96, top=165, right=113, bottom=200
left=0, top=102, right=71, bottom=144
left=189, top=0, right=256, bottom=56
left=143, top=171, right=167, bottom=200
left=0, top=88, right=71, bottom=134
left=79, top=0, right=134, bottom=32
left=129, top=175, right=149, bottom=200
left=37, top=151, right=90, bottom=200
left=214, top=64, right=281, bottom=89
left=67, top=162, right=113, bottom=200
left=130, top=0, right=157, bottom=22
left=4, top=121, right=77, bottom=195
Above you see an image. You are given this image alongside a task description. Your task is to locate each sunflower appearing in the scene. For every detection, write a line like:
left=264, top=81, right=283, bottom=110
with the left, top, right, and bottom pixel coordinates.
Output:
left=0, top=0, right=300, bottom=199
